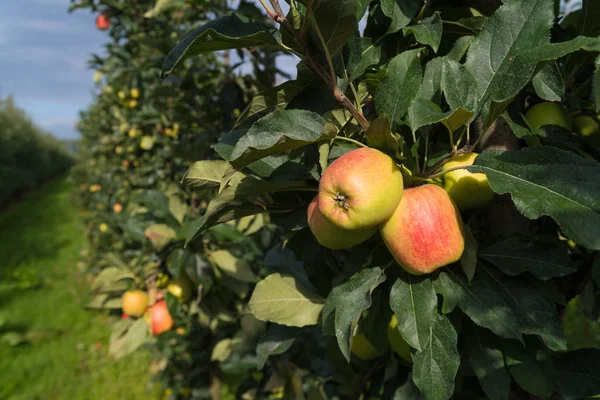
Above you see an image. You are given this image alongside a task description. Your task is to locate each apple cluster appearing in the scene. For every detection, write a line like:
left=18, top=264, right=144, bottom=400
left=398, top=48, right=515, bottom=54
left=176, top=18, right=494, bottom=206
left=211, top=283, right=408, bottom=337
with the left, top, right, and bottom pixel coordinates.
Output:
left=307, top=147, right=489, bottom=275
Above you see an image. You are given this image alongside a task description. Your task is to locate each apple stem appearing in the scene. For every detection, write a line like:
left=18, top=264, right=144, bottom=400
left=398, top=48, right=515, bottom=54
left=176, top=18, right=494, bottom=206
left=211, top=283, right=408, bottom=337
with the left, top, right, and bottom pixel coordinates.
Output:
left=426, top=165, right=470, bottom=180
left=422, top=144, right=473, bottom=178
left=333, top=136, right=368, bottom=148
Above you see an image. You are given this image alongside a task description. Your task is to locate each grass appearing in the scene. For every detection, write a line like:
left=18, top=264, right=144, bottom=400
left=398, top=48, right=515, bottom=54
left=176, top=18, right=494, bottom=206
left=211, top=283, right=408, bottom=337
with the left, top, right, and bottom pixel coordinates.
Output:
left=0, top=176, right=159, bottom=400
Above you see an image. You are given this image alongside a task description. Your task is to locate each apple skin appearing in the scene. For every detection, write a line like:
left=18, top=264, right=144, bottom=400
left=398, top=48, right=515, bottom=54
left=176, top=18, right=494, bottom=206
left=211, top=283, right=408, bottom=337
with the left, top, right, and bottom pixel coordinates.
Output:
left=318, top=148, right=403, bottom=230
left=388, top=315, right=412, bottom=363
left=351, top=332, right=383, bottom=360
left=121, top=290, right=149, bottom=317
left=150, top=300, right=174, bottom=335
left=307, top=196, right=376, bottom=249
left=95, top=14, right=110, bottom=31
left=572, top=115, right=600, bottom=146
left=525, top=102, right=571, bottom=130
left=442, top=152, right=494, bottom=210
left=380, top=184, right=465, bottom=275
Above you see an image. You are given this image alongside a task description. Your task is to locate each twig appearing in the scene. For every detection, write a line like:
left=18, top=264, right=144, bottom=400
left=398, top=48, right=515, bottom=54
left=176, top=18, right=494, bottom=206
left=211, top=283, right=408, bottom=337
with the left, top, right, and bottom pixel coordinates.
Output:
left=309, top=13, right=336, bottom=85
left=333, top=136, right=367, bottom=148
left=427, top=165, right=469, bottom=180
left=422, top=144, right=473, bottom=178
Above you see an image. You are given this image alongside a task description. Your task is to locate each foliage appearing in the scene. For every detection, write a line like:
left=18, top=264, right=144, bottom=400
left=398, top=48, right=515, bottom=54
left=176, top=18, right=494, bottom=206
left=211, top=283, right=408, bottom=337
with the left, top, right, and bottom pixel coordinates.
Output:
left=0, top=97, right=74, bottom=204
left=74, top=0, right=600, bottom=399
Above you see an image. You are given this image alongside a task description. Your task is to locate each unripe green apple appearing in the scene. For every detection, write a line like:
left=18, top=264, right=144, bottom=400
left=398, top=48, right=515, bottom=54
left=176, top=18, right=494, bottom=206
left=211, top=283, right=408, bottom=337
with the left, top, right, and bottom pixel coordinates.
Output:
left=572, top=115, right=600, bottom=146
left=167, top=274, right=194, bottom=302
left=318, top=148, right=403, bottom=230
left=442, top=152, right=494, bottom=210
left=387, top=315, right=412, bottom=363
left=121, top=290, right=149, bottom=317
left=525, top=102, right=571, bottom=130
left=307, top=196, right=376, bottom=249
left=351, top=332, right=383, bottom=360
left=150, top=300, right=174, bottom=335
left=380, top=184, right=465, bottom=275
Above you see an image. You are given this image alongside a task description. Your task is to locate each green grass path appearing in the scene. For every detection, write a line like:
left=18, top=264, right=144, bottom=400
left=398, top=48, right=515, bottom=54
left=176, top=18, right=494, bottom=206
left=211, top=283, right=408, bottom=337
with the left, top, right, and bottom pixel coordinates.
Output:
left=0, top=176, right=157, bottom=400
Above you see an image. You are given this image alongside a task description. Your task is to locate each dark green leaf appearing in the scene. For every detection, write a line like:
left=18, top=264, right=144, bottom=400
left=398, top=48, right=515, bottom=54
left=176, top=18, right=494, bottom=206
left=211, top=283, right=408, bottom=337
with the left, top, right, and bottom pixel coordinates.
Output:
left=479, top=263, right=567, bottom=351
left=479, top=234, right=576, bottom=280
left=312, top=0, right=357, bottom=55
left=389, top=274, right=437, bottom=351
left=380, top=0, right=420, bottom=33
left=532, top=62, right=564, bottom=102
left=466, top=325, right=511, bottom=400
left=407, top=99, right=452, bottom=132
left=437, top=270, right=522, bottom=341
left=592, top=257, right=600, bottom=287
left=162, top=14, right=281, bottom=77
left=503, top=339, right=555, bottom=398
left=500, top=108, right=532, bottom=139
left=393, top=373, right=423, bottom=399
left=580, top=0, right=600, bottom=36
left=374, top=49, right=423, bottom=124
left=256, top=325, right=297, bottom=369
left=365, top=117, right=399, bottom=155
left=322, top=267, right=386, bottom=361
left=469, top=147, right=600, bottom=251
left=460, top=225, right=477, bottom=282
left=230, top=110, right=327, bottom=168
left=403, top=12, right=443, bottom=53
left=442, top=59, right=477, bottom=113
left=412, top=315, right=460, bottom=400
left=554, top=348, right=600, bottom=398
left=594, top=55, right=600, bottom=113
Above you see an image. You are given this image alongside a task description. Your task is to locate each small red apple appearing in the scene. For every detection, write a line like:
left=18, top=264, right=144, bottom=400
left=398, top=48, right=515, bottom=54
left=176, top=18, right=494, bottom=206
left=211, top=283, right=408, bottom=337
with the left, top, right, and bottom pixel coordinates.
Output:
left=150, top=300, right=174, bottom=335
left=318, top=148, right=403, bottom=230
left=95, top=14, right=110, bottom=31
left=307, top=196, right=376, bottom=249
left=380, top=184, right=465, bottom=275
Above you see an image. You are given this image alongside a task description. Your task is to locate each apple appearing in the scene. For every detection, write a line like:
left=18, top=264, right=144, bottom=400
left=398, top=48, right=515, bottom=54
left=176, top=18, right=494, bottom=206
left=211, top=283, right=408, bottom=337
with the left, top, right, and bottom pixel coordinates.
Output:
left=150, top=300, right=174, bottom=335
left=113, top=203, right=123, bottom=213
left=167, top=274, right=194, bottom=302
left=351, top=332, right=383, bottom=360
left=307, top=196, right=376, bottom=249
left=572, top=115, right=600, bottom=146
left=95, top=14, right=110, bottom=31
left=318, top=148, right=403, bottom=230
left=387, top=315, right=412, bottom=362
left=121, top=290, right=149, bottom=317
left=442, top=152, right=494, bottom=210
left=380, top=184, right=465, bottom=275
left=525, top=102, right=571, bottom=130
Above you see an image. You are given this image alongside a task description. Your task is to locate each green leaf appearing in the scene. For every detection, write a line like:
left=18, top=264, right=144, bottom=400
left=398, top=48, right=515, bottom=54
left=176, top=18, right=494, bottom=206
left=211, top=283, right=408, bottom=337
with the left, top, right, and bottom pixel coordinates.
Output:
left=365, top=117, right=398, bottom=155
left=500, top=108, right=532, bottom=139
left=144, top=224, right=177, bottom=250
left=465, top=325, right=511, bottom=400
left=380, top=0, right=420, bottom=33
left=532, top=62, right=564, bottom=102
left=594, top=55, right=600, bottom=113
left=109, top=319, right=148, bottom=360
left=209, top=250, right=257, bottom=283
left=479, top=263, right=567, bottom=351
left=230, top=110, right=327, bottom=168
left=469, top=147, right=600, bottom=251
left=503, top=339, right=555, bottom=398
left=162, top=14, right=281, bottom=77
left=412, top=315, right=460, bottom=400
left=347, top=35, right=382, bottom=81
left=256, top=325, right=297, bottom=369
left=437, top=270, right=522, bottom=342
left=407, top=99, right=452, bottom=132
left=441, top=107, right=474, bottom=133
left=442, top=59, right=477, bottom=113
left=374, top=49, right=423, bottom=124
left=580, top=0, right=600, bottom=36
left=249, top=273, right=325, bottom=327
left=479, top=234, right=576, bottom=280
left=389, top=274, right=437, bottom=351
left=554, top=348, right=600, bottom=398
left=312, top=0, right=357, bottom=55
left=537, top=125, right=600, bottom=161
left=322, top=267, right=386, bottom=361
left=592, top=257, right=600, bottom=287
left=183, top=160, right=231, bottom=189
left=403, top=12, right=443, bottom=53
left=460, top=225, right=477, bottom=282
left=527, top=36, right=600, bottom=62
left=393, top=373, right=423, bottom=399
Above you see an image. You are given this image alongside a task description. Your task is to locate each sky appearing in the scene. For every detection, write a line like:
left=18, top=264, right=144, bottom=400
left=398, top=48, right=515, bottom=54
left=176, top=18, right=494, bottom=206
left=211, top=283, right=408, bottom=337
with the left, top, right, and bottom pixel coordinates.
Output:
left=0, top=0, right=582, bottom=140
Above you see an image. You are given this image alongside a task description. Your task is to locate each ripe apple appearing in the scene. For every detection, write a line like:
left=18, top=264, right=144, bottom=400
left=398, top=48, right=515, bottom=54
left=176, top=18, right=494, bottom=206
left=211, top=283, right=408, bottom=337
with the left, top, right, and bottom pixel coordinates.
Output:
left=380, top=184, right=465, bottom=275
left=351, top=332, right=383, bottom=360
left=150, top=300, right=174, bottom=335
left=95, top=14, right=110, bottom=31
left=387, top=315, right=412, bottom=362
left=318, top=148, right=403, bottom=230
left=167, top=274, right=194, bottom=302
left=442, top=152, right=494, bottom=210
left=572, top=115, right=600, bottom=146
left=121, top=290, right=149, bottom=317
left=113, top=203, right=123, bottom=213
left=525, top=102, right=571, bottom=130
left=307, top=196, right=376, bottom=249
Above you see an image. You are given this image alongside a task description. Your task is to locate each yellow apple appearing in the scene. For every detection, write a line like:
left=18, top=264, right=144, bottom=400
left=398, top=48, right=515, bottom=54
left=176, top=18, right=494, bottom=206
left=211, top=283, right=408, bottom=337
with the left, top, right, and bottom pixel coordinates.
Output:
left=351, top=332, right=383, bottom=360
left=572, top=115, right=600, bottom=146
left=122, top=290, right=149, bottom=317
left=442, top=152, right=494, bottom=210
left=525, top=102, right=571, bottom=130
left=387, top=315, right=412, bottom=363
